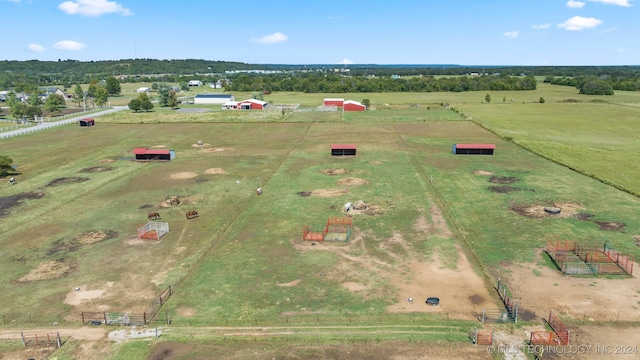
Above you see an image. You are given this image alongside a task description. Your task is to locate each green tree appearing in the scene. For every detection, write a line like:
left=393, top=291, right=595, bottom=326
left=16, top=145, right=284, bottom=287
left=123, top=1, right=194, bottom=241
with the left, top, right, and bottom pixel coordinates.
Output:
left=128, top=98, right=142, bottom=112
left=485, top=93, right=491, bottom=103
left=87, top=81, right=98, bottom=107
left=539, top=97, right=545, bottom=104
left=579, top=80, right=614, bottom=95
left=73, top=84, right=84, bottom=107
left=105, top=76, right=121, bottom=96
left=168, top=89, right=178, bottom=109
left=158, top=85, right=170, bottom=107
left=361, top=99, right=371, bottom=108
left=138, top=92, right=154, bottom=111
left=94, top=86, right=109, bottom=107
left=44, top=93, right=65, bottom=116
left=0, top=155, right=14, bottom=176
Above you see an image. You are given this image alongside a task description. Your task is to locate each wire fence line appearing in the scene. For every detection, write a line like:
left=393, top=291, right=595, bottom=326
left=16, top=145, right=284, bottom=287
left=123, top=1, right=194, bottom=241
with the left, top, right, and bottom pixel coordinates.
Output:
left=0, top=106, right=128, bottom=139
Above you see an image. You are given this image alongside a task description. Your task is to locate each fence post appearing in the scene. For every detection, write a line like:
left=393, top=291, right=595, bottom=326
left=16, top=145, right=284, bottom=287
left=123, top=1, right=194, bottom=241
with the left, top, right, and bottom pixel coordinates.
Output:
left=473, top=327, right=478, bottom=345
left=20, top=331, right=25, bottom=346
left=482, top=309, right=486, bottom=323
left=514, top=300, right=519, bottom=323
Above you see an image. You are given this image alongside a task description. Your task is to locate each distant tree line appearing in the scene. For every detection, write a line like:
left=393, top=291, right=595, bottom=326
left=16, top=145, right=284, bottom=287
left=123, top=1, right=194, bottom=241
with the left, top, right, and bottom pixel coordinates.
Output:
left=223, top=73, right=538, bottom=93
left=1, top=59, right=640, bottom=95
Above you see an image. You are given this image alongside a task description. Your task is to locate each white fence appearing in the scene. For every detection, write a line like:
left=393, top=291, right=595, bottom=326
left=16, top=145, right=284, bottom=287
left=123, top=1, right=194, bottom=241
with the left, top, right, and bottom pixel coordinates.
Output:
left=0, top=106, right=128, bottom=139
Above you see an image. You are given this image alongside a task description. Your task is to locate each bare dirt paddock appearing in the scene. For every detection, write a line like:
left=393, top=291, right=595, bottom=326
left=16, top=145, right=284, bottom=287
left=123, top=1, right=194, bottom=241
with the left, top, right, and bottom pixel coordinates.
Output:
left=503, top=254, right=640, bottom=323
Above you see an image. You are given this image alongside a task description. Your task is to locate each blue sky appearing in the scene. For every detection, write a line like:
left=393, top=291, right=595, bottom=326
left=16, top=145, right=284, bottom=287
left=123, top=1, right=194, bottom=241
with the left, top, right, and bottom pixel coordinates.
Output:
left=2, top=0, right=638, bottom=65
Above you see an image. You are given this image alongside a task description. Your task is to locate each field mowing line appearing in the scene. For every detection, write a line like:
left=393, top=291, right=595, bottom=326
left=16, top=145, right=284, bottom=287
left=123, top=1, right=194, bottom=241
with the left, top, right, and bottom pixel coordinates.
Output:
left=170, top=122, right=316, bottom=290
left=391, top=123, right=496, bottom=287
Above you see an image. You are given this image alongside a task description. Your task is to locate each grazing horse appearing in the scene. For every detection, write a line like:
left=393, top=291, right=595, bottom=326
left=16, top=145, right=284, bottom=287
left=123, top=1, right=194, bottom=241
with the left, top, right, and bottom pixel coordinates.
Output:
left=186, top=210, right=198, bottom=220
left=148, top=212, right=161, bottom=221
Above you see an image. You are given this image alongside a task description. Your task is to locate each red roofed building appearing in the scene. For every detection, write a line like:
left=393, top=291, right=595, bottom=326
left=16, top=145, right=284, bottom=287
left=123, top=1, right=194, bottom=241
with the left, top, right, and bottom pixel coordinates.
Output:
left=343, top=100, right=366, bottom=112
left=452, top=143, right=495, bottom=155
left=133, top=147, right=176, bottom=161
left=331, top=144, right=357, bottom=156
left=324, top=98, right=344, bottom=107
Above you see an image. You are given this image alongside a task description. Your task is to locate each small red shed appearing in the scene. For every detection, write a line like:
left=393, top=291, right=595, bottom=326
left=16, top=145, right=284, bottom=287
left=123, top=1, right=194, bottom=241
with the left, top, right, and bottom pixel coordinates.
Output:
left=452, top=143, right=495, bottom=155
left=79, top=118, right=95, bottom=126
left=343, top=100, right=366, bottom=112
left=324, top=98, right=344, bottom=107
left=133, top=147, right=176, bottom=161
left=331, top=144, right=357, bottom=156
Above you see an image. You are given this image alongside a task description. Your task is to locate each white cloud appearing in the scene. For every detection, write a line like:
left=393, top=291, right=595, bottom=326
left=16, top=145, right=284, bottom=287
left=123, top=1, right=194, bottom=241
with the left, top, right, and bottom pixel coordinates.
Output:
left=27, top=43, right=45, bottom=52
left=339, top=58, right=354, bottom=64
left=587, top=0, right=632, bottom=6
left=531, top=23, right=551, bottom=30
left=567, top=0, right=586, bottom=8
left=557, top=16, right=602, bottom=30
left=504, top=31, right=519, bottom=38
left=252, top=32, right=288, bottom=44
left=58, top=0, right=132, bottom=17
left=53, top=40, right=87, bottom=50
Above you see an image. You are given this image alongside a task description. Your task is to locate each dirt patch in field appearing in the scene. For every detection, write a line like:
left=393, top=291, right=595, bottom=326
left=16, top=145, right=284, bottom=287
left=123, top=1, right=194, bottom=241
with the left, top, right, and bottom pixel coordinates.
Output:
left=0, top=191, right=45, bottom=217
left=17, top=259, right=77, bottom=282
left=177, top=308, right=196, bottom=317
left=277, top=279, right=302, bottom=287
left=510, top=202, right=584, bottom=219
left=297, top=191, right=312, bottom=197
left=338, top=177, right=369, bottom=186
left=99, top=159, right=116, bottom=163
left=501, top=258, right=640, bottom=322
left=311, top=188, right=349, bottom=197
left=46, top=177, right=90, bottom=187
left=473, top=170, right=495, bottom=176
left=320, top=168, right=347, bottom=176
left=369, top=160, right=382, bottom=165
left=151, top=145, right=167, bottom=148
left=204, top=167, right=227, bottom=174
left=170, top=172, right=198, bottom=179
left=73, top=230, right=119, bottom=245
left=200, top=147, right=232, bottom=153
left=64, top=282, right=114, bottom=306
left=386, top=246, right=496, bottom=318
left=594, top=221, right=626, bottom=232
left=79, top=166, right=114, bottom=173
left=343, top=201, right=386, bottom=216
left=488, top=185, right=522, bottom=193
left=489, top=176, right=517, bottom=184
left=343, top=282, right=368, bottom=292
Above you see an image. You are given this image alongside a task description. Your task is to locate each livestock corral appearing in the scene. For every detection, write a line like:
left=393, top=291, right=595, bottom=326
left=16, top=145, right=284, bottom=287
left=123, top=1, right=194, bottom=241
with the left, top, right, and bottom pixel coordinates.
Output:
left=1, top=89, right=640, bottom=360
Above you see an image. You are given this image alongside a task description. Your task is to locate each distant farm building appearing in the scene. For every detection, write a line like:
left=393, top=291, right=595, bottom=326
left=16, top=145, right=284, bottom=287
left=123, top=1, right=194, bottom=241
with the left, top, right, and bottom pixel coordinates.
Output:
left=79, top=118, right=95, bottom=126
left=324, top=98, right=344, bottom=107
left=194, top=93, right=235, bottom=105
left=331, top=144, right=357, bottom=156
left=188, top=80, right=203, bottom=87
left=133, top=147, right=176, bottom=161
left=223, top=99, right=268, bottom=110
left=344, top=100, right=366, bottom=112
left=452, top=143, right=495, bottom=155
left=136, top=87, right=150, bottom=93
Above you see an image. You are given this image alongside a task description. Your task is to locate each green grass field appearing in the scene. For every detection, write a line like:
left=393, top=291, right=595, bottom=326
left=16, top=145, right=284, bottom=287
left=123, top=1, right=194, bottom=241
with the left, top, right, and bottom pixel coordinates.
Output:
left=1, top=83, right=640, bottom=359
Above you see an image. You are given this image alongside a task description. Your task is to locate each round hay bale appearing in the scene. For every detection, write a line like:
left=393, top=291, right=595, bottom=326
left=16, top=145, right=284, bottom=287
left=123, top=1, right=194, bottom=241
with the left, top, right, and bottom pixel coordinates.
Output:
left=197, top=140, right=204, bottom=146
left=544, top=207, right=561, bottom=215
left=353, top=200, right=367, bottom=210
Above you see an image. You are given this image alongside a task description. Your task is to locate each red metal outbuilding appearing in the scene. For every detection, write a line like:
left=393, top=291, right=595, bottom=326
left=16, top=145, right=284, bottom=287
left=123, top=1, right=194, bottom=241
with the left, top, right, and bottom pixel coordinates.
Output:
left=343, top=100, right=366, bottom=112
left=452, top=143, right=495, bottom=155
left=331, top=144, right=357, bottom=156
left=324, top=98, right=344, bottom=107
left=133, top=148, right=176, bottom=161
